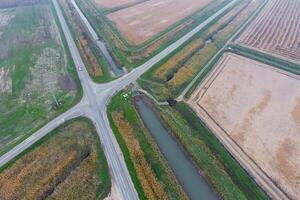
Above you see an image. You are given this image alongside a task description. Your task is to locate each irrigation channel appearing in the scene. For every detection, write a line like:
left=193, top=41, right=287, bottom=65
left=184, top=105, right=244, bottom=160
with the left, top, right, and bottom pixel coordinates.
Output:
left=70, top=0, right=124, bottom=76
left=135, top=98, right=218, bottom=200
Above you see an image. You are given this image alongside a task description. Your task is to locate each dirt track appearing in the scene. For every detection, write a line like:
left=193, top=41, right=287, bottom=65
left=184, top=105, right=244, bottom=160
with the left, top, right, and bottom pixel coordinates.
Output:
left=188, top=53, right=300, bottom=200
left=107, top=0, right=212, bottom=44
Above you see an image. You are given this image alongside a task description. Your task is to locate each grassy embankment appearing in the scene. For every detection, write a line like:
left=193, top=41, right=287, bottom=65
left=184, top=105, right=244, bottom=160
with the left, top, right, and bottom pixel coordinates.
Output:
left=107, top=91, right=188, bottom=200
left=0, top=2, right=82, bottom=156
left=138, top=0, right=264, bottom=101
left=228, top=44, right=300, bottom=75
left=155, top=102, right=269, bottom=199
left=58, top=0, right=113, bottom=83
left=74, top=0, right=232, bottom=69
left=0, top=118, right=111, bottom=200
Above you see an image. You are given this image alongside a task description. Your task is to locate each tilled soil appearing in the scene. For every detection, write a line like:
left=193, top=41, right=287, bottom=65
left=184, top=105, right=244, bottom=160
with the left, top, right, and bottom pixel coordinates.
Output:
left=188, top=53, right=300, bottom=199
left=107, top=0, right=212, bottom=44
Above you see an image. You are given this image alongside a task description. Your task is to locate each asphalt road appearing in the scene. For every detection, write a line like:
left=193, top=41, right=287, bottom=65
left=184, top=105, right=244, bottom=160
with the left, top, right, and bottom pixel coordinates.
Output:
left=70, top=0, right=123, bottom=76
left=0, top=0, right=247, bottom=199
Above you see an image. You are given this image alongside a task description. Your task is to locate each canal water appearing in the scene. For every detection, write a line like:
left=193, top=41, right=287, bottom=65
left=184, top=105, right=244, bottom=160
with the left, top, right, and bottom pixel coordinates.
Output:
left=135, top=99, right=218, bottom=200
left=71, top=0, right=124, bottom=76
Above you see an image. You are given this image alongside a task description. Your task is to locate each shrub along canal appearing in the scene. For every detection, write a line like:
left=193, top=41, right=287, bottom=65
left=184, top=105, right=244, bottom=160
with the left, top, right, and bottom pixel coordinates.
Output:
left=135, top=97, right=218, bottom=200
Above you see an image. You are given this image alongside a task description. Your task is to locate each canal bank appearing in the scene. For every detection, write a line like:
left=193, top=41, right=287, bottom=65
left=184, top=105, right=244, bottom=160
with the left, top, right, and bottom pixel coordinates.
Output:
left=134, top=96, right=218, bottom=200
left=70, top=0, right=124, bottom=77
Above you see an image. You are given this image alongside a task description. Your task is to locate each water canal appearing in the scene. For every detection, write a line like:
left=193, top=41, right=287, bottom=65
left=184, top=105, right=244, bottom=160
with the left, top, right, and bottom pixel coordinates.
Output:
left=135, top=98, right=218, bottom=200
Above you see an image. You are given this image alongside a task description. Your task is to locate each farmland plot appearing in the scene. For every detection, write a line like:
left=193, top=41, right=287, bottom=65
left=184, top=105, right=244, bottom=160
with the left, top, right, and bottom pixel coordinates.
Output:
left=107, top=0, right=212, bottom=44
left=0, top=119, right=110, bottom=200
left=236, top=0, right=300, bottom=63
left=0, top=3, right=79, bottom=155
left=188, top=53, right=300, bottom=199
left=93, top=0, right=140, bottom=9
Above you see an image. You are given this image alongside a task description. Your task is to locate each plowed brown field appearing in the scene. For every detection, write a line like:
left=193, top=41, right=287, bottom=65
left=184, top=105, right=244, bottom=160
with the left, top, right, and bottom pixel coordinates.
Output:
left=107, top=0, right=212, bottom=44
left=93, top=0, right=138, bottom=9
left=188, top=53, right=300, bottom=200
left=236, top=0, right=300, bottom=62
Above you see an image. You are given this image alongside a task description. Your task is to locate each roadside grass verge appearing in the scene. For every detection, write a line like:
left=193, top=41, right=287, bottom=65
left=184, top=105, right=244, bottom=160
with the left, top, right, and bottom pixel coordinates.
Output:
left=107, top=91, right=187, bottom=200
left=0, top=117, right=111, bottom=200
left=57, top=0, right=113, bottom=83
left=228, top=44, right=300, bottom=75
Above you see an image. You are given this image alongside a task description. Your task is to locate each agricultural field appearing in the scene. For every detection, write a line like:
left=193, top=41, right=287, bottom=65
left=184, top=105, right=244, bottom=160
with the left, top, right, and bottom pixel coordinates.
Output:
left=108, top=90, right=187, bottom=200
left=188, top=53, right=300, bottom=199
left=0, top=1, right=80, bottom=155
left=236, top=0, right=300, bottom=63
left=93, top=0, right=141, bottom=9
left=0, top=118, right=111, bottom=200
left=139, top=0, right=264, bottom=101
left=69, top=0, right=230, bottom=68
left=107, top=0, right=212, bottom=45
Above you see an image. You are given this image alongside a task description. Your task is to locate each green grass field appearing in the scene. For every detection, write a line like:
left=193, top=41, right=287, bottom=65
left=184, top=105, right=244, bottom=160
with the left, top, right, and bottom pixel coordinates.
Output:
left=0, top=2, right=81, bottom=156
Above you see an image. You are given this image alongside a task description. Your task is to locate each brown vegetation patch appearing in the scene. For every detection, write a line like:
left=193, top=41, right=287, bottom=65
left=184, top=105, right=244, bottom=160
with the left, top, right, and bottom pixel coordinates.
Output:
left=61, top=0, right=103, bottom=78
left=236, top=0, right=300, bottom=62
left=0, top=120, right=107, bottom=200
left=188, top=53, right=300, bottom=199
left=59, top=75, right=76, bottom=92
left=107, top=0, right=212, bottom=44
left=112, top=111, right=168, bottom=200
left=141, top=0, right=263, bottom=101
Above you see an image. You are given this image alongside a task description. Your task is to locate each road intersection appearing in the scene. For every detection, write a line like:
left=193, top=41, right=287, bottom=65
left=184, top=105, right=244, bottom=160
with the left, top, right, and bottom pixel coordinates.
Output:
left=0, top=0, right=239, bottom=199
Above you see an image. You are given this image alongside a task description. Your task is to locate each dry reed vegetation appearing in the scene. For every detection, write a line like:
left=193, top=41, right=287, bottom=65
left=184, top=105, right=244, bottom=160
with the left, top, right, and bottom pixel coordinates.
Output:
left=60, top=0, right=104, bottom=78
left=112, top=111, right=168, bottom=200
left=140, top=0, right=263, bottom=100
left=0, top=119, right=110, bottom=200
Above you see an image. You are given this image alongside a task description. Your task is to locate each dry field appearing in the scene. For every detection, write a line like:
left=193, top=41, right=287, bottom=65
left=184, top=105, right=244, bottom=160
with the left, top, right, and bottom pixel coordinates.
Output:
left=188, top=53, right=300, bottom=199
left=0, top=119, right=110, bottom=200
left=93, top=0, right=139, bottom=9
left=107, top=0, right=212, bottom=44
left=236, top=0, right=300, bottom=62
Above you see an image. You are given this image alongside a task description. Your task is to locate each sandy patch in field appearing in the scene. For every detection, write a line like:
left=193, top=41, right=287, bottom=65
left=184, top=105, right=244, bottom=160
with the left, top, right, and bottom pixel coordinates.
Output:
left=0, top=67, right=12, bottom=93
left=93, top=0, right=138, bottom=9
left=0, top=9, right=15, bottom=27
left=107, top=0, right=212, bottom=44
left=188, top=53, right=300, bottom=199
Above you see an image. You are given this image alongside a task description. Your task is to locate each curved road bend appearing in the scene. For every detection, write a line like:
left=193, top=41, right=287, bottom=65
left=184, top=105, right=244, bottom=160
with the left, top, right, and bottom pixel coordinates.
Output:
left=0, top=0, right=240, bottom=199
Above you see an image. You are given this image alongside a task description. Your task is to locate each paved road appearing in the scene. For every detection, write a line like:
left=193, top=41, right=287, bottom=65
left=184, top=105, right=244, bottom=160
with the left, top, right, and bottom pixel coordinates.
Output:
left=0, top=0, right=242, bottom=199
left=177, top=0, right=269, bottom=101
left=70, top=0, right=123, bottom=76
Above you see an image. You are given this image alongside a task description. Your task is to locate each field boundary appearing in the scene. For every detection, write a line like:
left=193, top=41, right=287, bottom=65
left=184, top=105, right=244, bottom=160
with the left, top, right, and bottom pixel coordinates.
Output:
left=187, top=55, right=293, bottom=199
left=179, top=0, right=269, bottom=100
